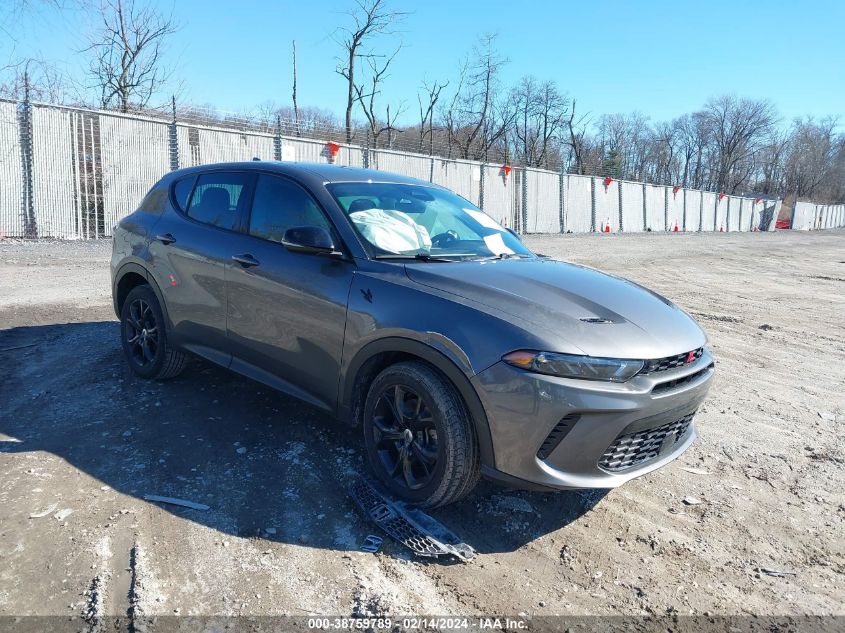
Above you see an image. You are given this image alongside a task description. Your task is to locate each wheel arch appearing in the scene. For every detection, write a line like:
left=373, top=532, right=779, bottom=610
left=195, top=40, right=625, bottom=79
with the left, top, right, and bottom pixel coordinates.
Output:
left=339, top=337, right=495, bottom=467
left=113, top=262, right=171, bottom=327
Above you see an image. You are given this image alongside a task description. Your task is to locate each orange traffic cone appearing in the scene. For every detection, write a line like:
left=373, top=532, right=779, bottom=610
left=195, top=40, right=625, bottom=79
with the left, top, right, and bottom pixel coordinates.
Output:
left=719, top=225, right=724, bottom=232
left=673, top=221, right=679, bottom=233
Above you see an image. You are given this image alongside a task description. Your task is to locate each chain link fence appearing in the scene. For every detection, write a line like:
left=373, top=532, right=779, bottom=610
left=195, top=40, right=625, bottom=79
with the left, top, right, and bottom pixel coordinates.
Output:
left=2, top=98, right=841, bottom=240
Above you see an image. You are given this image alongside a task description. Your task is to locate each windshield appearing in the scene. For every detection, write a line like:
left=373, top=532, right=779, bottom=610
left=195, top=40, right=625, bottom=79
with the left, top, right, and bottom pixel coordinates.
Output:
left=326, top=182, right=533, bottom=260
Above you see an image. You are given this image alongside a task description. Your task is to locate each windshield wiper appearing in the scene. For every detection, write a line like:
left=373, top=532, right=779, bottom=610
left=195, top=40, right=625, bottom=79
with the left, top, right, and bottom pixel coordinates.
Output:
left=470, top=253, right=532, bottom=261
left=374, top=253, right=456, bottom=262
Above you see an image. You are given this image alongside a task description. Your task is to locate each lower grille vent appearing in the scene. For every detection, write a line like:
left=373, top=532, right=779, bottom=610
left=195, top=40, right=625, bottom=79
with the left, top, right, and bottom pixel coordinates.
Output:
left=536, top=414, right=579, bottom=460
left=599, top=413, right=694, bottom=471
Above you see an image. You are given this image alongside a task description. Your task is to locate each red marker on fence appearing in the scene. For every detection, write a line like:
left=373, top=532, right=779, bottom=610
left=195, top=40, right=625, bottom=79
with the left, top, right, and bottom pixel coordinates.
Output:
left=326, top=141, right=340, bottom=163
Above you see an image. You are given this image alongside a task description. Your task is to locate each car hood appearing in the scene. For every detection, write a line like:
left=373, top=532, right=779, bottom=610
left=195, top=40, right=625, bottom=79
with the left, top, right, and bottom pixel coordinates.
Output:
left=404, top=258, right=707, bottom=359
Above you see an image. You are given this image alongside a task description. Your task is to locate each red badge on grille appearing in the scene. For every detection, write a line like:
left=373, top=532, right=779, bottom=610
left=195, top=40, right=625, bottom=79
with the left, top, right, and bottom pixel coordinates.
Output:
left=685, top=351, right=696, bottom=364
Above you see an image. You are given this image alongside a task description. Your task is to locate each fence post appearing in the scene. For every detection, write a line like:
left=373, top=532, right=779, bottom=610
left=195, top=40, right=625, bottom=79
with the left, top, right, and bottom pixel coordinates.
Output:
left=617, top=178, right=624, bottom=232
left=18, top=76, right=36, bottom=238
left=714, top=196, right=718, bottom=231
left=697, top=192, right=703, bottom=231
left=558, top=169, right=565, bottom=233
left=590, top=176, right=596, bottom=232
left=642, top=183, right=648, bottom=231
left=273, top=116, right=282, bottom=161
left=664, top=186, right=669, bottom=231
left=726, top=197, right=731, bottom=232
left=521, top=167, right=528, bottom=233
left=681, top=188, right=687, bottom=231
left=363, top=130, right=370, bottom=169
left=479, top=162, right=486, bottom=210
left=168, top=96, right=179, bottom=171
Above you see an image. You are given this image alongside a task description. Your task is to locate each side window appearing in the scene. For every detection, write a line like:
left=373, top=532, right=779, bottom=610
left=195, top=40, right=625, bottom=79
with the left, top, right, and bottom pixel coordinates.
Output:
left=248, top=175, right=330, bottom=243
left=138, top=184, right=168, bottom=214
left=172, top=176, right=195, bottom=211
left=186, top=172, right=252, bottom=231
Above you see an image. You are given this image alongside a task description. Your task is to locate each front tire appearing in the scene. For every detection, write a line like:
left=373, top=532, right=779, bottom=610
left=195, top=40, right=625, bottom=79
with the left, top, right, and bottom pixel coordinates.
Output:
left=120, top=285, right=186, bottom=380
left=362, top=361, right=480, bottom=508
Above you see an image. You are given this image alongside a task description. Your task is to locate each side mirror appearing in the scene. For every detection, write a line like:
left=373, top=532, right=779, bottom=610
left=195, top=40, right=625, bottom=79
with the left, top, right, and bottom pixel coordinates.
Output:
left=281, top=226, right=339, bottom=255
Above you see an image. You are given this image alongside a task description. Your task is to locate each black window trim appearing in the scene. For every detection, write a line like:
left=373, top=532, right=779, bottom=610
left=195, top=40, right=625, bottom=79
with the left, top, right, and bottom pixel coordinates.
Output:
left=169, top=174, right=198, bottom=213
left=244, top=171, right=340, bottom=247
left=167, top=167, right=352, bottom=258
left=170, top=169, right=257, bottom=235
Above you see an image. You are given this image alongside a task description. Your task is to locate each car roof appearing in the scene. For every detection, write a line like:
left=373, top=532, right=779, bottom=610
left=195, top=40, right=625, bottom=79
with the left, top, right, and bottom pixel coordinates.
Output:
left=167, top=161, right=437, bottom=187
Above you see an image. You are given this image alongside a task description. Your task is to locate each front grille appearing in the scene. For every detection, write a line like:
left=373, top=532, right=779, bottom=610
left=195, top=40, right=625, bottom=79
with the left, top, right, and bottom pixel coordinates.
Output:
left=642, top=348, right=703, bottom=373
left=599, top=413, right=694, bottom=472
left=652, top=364, right=714, bottom=394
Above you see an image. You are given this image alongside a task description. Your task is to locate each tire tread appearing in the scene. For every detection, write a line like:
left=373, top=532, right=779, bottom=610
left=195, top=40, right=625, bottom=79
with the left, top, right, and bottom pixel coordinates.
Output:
left=365, top=360, right=480, bottom=508
left=121, top=285, right=187, bottom=381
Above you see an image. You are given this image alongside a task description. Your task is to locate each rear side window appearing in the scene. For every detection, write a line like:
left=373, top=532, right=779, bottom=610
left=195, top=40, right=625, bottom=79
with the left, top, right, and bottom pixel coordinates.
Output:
left=186, top=172, right=252, bottom=231
left=172, top=176, right=195, bottom=211
left=248, top=175, right=330, bottom=243
left=138, top=184, right=167, bottom=214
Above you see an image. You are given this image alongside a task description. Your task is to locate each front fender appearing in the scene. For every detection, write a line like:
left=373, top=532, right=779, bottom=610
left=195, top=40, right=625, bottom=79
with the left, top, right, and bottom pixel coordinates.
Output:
left=339, top=335, right=496, bottom=468
left=337, top=266, right=548, bottom=469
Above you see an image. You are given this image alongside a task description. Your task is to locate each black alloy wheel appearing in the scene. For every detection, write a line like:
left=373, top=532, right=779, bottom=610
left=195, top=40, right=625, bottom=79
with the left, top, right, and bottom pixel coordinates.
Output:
left=124, top=298, right=159, bottom=368
left=371, top=383, right=440, bottom=490
left=119, top=284, right=186, bottom=380
left=362, top=361, right=480, bottom=508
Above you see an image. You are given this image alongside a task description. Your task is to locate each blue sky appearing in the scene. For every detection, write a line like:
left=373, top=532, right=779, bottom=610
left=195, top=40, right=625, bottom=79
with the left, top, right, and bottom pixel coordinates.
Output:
left=7, top=0, right=845, bottom=126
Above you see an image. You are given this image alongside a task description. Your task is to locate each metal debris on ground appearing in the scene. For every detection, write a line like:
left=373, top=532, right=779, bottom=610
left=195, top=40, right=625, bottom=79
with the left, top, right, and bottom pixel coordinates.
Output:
left=756, top=567, right=797, bottom=577
left=143, top=495, right=210, bottom=511
left=680, top=467, right=712, bottom=475
left=349, top=478, right=475, bottom=562
left=360, top=535, right=383, bottom=553
left=29, top=503, right=58, bottom=519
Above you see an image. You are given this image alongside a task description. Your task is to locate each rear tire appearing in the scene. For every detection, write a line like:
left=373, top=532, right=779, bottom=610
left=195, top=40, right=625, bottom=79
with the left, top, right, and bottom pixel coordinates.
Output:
left=120, top=285, right=186, bottom=380
left=362, top=361, right=480, bottom=508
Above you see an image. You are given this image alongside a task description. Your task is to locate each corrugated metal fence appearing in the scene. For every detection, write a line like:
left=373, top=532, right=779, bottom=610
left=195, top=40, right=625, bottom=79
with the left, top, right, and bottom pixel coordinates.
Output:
left=791, top=201, right=845, bottom=231
left=1, top=99, right=841, bottom=239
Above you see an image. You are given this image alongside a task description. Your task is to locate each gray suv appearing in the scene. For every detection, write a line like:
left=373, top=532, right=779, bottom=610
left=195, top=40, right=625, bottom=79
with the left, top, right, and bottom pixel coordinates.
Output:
left=111, top=162, right=715, bottom=507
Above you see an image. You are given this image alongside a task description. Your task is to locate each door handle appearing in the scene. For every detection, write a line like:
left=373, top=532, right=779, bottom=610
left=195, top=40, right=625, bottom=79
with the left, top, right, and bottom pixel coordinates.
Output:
left=232, top=253, right=260, bottom=268
left=155, top=233, right=176, bottom=245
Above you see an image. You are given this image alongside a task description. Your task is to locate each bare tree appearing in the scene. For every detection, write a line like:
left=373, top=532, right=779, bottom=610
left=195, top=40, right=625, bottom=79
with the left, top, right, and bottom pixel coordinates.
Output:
left=672, top=113, right=708, bottom=188
left=702, top=95, right=778, bottom=193
left=334, top=0, right=406, bottom=144
left=84, top=0, right=177, bottom=112
left=0, top=57, right=77, bottom=102
left=782, top=116, right=841, bottom=200
left=292, top=40, right=300, bottom=136
left=443, top=33, right=509, bottom=160
left=352, top=45, right=404, bottom=148
left=417, top=78, right=447, bottom=154
left=510, top=77, right=568, bottom=168
left=564, top=100, right=591, bottom=174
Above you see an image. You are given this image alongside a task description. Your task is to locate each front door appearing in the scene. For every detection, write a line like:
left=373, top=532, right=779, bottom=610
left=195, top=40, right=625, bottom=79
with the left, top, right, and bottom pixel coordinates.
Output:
left=224, top=173, right=355, bottom=411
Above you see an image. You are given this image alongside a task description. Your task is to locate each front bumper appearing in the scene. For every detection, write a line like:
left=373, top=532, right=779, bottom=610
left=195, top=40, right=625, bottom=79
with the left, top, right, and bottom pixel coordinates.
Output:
left=471, top=350, right=715, bottom=490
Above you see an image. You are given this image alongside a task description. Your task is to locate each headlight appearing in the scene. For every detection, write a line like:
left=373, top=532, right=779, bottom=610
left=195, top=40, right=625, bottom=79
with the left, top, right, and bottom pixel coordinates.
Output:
left=502, top=350, right=644, bottom=383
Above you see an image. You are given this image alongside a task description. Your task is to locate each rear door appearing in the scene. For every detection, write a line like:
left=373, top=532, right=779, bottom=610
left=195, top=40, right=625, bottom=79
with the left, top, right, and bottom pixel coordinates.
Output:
left=147, top=170, right=253, bottom=366
left=223, top=173, right=356, bottom=411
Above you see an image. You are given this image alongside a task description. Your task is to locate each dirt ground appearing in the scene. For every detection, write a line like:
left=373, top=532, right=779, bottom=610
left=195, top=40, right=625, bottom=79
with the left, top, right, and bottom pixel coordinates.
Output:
left=0, top=230, right=843, bottom=622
